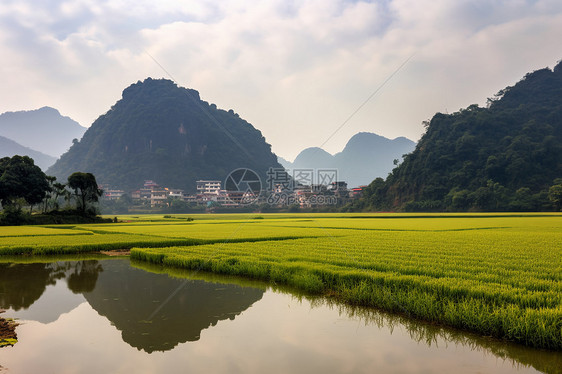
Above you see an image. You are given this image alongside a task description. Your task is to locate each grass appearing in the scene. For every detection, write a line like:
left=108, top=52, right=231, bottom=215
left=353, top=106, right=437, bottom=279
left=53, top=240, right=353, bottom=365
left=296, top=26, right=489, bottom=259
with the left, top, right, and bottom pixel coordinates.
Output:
left=0, top=219, right=320, bottom=255
left=1, top=213, right=561, bottom=349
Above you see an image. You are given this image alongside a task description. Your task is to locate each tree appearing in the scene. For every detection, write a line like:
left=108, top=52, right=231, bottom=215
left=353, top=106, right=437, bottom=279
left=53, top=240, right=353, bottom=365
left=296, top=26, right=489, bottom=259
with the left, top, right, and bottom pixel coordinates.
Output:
left=166, top=197, right=188, bottom=212
left=67, top=172, right=103, bottom=215
left=42, top=176, right=57, bottom=213
left=449, top=189, right=472, bottom=211
left=549, top=182, right=562, bottom=211
left=52, top=182, right=68, bottom=210
left=41, top=176, right=69, bottom=213
left=0, top=155, right=50, bottom=209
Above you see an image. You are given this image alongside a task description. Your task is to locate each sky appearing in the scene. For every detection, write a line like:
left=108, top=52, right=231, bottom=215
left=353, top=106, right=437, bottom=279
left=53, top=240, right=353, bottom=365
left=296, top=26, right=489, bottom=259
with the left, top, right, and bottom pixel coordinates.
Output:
left=1, top=0, right=562, bottom=161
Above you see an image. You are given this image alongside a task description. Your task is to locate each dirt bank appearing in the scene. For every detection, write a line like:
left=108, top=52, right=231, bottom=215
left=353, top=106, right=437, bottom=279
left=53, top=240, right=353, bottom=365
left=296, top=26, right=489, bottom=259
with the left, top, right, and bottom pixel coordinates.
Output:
left=0, top=310, right=18, bottom=347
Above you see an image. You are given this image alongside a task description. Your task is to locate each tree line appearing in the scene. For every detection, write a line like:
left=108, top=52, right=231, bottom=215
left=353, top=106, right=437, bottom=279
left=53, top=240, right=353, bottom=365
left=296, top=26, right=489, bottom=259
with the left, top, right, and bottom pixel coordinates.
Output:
left=0, top=155, right=104, bottom=225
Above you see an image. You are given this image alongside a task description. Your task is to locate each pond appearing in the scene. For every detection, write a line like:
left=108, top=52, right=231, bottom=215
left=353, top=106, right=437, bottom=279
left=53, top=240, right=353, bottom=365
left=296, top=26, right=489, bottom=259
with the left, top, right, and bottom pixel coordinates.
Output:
left=0, top=258, right=559, bottom=374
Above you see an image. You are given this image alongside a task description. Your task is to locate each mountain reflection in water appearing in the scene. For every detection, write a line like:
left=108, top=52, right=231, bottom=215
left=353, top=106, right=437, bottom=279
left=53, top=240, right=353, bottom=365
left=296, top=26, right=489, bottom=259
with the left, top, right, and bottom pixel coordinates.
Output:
left=82, top=260, right=264, bottom=352
left=0, top=259, right=264, bottom=353
left=0, top=258, right=559, bottom=374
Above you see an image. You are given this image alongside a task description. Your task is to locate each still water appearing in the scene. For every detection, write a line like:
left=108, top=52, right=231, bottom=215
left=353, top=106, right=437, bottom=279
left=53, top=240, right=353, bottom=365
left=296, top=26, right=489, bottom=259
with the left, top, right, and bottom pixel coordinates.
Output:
left=0, top=258, right=559, bottom=374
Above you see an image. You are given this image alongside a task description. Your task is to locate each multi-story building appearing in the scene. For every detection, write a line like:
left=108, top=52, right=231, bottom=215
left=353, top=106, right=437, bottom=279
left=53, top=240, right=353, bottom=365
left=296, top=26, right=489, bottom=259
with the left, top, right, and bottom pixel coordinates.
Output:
left=139, top=187, right=152, bottom=200
left=168, top=189, right=184, bottom=199
left=330, top=181, right=349, bottom=198
left=196, top=180, right=221, bottom=195
left=103, top=189, right=125, bottom=200
left=127, top=180, right=247, bottom=208
left=150, top=187, right=168, bottom=207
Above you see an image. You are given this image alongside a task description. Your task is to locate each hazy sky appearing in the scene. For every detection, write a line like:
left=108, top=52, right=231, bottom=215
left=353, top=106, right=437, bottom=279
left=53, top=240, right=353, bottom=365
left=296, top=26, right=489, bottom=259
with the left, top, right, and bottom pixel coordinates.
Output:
left=1, top=0, right=561, bottom=160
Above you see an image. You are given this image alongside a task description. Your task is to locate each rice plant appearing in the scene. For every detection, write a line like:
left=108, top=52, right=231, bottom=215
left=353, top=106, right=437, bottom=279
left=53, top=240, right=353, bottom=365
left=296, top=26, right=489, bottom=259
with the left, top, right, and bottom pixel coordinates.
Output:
left=1, top=213, right=561, bottom=349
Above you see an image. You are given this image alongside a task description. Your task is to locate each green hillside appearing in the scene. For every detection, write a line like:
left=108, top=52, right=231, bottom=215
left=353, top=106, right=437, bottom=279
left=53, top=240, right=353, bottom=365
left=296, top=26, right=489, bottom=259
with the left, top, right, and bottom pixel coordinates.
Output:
left=354, top=61, right=562, bottom=212
left=48, top=78, right=282, bottom=192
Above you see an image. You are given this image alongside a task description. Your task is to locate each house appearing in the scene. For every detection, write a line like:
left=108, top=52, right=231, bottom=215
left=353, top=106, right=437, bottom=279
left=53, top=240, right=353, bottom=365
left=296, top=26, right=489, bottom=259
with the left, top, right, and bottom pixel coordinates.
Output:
left=351, top=186, right=367, bottom=199
left=168, top=189, right=184, bottom=199
left=196, top=180, right=221, bottom=195
left=104, top=189, right=125, bottom=200
left=150, top=187, right=168, bottom=207
left=330, top=181, right=349, bottom=199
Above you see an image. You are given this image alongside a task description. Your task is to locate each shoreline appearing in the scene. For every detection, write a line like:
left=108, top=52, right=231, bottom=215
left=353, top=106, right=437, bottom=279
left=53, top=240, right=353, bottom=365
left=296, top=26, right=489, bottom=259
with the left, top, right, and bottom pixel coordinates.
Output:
left=0, top=309, right=18, bottom=348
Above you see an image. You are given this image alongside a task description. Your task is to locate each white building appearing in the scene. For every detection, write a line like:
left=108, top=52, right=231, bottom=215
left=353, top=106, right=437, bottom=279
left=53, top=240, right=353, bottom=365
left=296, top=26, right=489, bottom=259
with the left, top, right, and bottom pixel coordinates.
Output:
left=104, top=189, right=125, bottom=200
left=196, top=180, right=221, bottom=195
left=168, top=189, right=184, bottom=199
left=150, top=187, right=168, bottom=207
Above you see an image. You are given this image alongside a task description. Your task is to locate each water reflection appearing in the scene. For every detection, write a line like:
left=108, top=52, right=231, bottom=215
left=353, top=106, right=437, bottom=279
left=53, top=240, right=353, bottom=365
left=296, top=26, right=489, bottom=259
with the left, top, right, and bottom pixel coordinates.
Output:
left=0, top=258, right=559, bottom=374
left=0, top=262, right=63, bottom=310
left=82, top=260, right=264, bottom=352
left=139, top=263, right=561, bottom=374
left=0, top=260, right=103, bottom=324
left=311, top=299, right=562, bottom=374
left=67, top=261, right=103, bottom=294
left=0, top=259, right=265, bottom=353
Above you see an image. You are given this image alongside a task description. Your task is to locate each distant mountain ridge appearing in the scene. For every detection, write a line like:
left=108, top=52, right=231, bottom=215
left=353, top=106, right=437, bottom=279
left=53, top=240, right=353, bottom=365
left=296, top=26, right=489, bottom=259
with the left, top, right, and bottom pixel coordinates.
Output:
left=279, top=132, right=416, bottom=187
left=0, top=107, right=86, bottom=158
left=48, top=78, right=282, bottom=192
left=0, top=135, right=57, bottom=170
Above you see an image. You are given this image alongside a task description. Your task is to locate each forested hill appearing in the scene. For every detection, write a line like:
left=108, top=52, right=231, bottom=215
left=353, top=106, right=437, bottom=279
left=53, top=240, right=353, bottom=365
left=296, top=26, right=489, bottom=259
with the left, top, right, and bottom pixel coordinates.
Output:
left=354, top=60, right=562, bottom=212
left=48, top=78, right=282, bottom=192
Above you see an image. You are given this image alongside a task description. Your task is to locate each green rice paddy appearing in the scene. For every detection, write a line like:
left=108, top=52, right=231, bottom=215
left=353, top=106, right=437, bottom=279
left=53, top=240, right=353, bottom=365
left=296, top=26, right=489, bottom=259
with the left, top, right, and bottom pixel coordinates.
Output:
left=1, top=213, right=561, bottom=349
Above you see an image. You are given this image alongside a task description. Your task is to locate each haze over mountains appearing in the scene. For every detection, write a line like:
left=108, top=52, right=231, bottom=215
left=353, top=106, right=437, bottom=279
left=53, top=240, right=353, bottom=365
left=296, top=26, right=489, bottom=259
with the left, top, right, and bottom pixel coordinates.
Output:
left=0, top=107, right=86, bottom=158
left=279, top=133, right=416, bottom=187
left=0, top=89, right=414, bottom=190
left=0, top=135, right=57, bottom=170
left=5, top=59, right=559, bottom=213
left=48, top=78, right=283, bottom=192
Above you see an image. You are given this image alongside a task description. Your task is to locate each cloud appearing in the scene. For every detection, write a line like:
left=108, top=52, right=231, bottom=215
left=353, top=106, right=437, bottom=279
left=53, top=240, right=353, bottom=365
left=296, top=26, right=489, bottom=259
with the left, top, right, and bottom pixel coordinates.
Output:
left=1, top=0, right=561, bottom=158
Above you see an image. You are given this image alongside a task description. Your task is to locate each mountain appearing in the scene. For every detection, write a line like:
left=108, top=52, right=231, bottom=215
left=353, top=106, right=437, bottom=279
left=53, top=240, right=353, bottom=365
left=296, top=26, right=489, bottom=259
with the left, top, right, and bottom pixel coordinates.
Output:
left=293, top=147, right=335, bottom=169
left=276, top=155, right=293, bottom=169
left=48, top=78, right=282, bottom=193
left=0, top=136, right=57, bottom=170
left=333, top=133, right=416, bottom=187
left=0, top=107, right=86, bottom=158
left=283, top=133, right=416, bottom=187
left=354, top=60, right=562, bottom=212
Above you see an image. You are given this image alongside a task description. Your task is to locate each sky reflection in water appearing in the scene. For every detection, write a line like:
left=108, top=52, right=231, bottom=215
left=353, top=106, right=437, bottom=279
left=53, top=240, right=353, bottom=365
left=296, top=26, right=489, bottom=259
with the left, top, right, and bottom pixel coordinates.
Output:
left=0, top=258, right=559, bottom=374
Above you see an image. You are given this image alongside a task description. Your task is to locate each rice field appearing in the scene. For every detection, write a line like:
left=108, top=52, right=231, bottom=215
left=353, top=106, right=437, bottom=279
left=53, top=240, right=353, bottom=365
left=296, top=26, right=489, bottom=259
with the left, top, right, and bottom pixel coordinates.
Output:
left=1, top=213, right=561, bottom=349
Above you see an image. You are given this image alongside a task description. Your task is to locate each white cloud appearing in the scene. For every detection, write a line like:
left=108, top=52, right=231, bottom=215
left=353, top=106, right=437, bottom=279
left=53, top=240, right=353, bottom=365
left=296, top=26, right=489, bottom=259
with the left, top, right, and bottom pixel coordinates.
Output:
left=0, top=0, right=561, bottom=159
